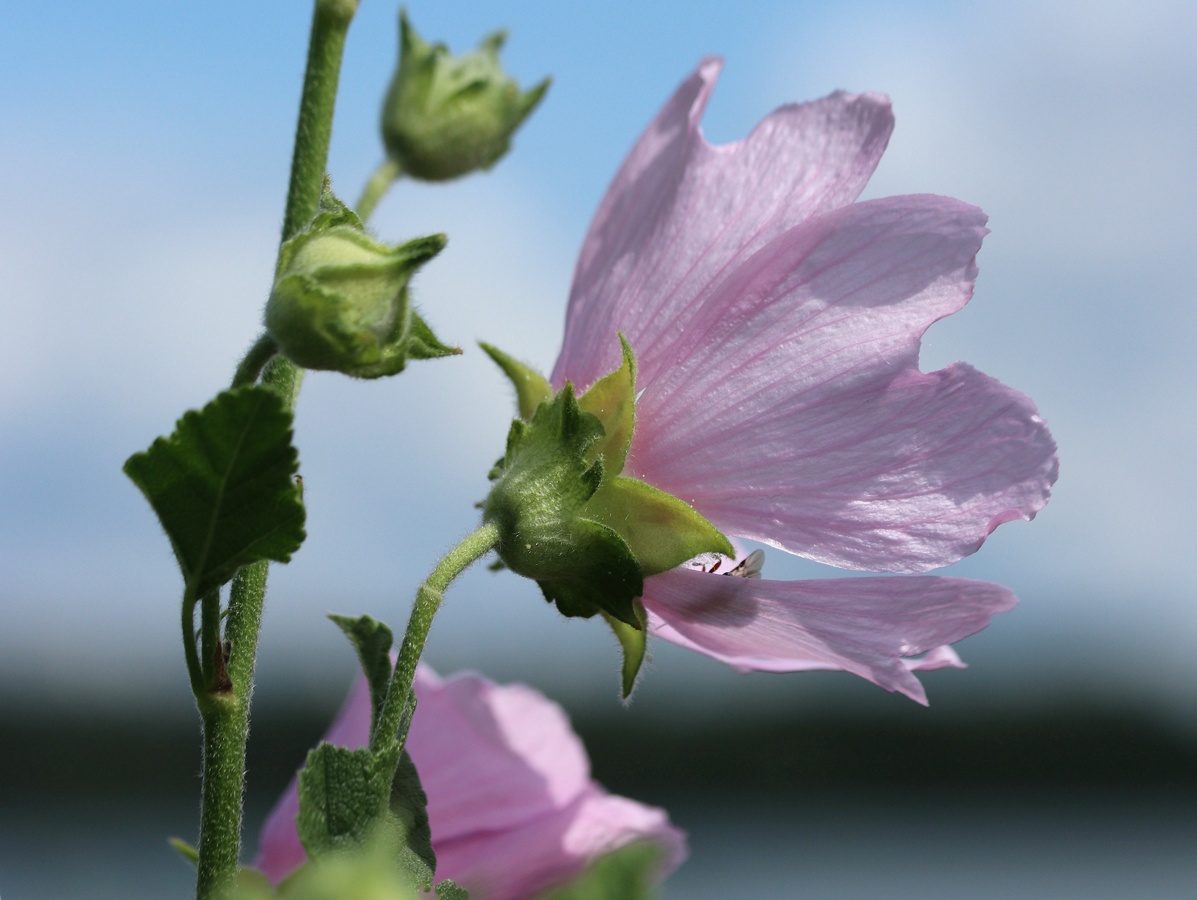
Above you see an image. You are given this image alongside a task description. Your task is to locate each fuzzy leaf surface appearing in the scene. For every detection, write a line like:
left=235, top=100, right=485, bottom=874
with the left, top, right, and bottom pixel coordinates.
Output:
left=123, top=385, right=305, bottom=598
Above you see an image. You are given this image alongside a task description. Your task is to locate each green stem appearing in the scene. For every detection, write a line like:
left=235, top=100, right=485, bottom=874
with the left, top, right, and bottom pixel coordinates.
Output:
left=355, top=157, right=403, bottom=223
left=194, top=3, right=355, bottom=898
left=373, top=522, right=500, bottom=752
left=231, top=333, right=278, bottom=388
left=281, top=0, right=360, bottom=244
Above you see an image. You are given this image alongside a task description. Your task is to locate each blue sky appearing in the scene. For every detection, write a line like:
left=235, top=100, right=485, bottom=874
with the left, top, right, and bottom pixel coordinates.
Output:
left=2, top=0, right=1195, bottom=721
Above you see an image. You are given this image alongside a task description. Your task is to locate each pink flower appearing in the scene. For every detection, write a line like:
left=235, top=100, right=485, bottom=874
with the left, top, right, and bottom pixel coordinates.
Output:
left=254, top=665, right=686, bottom=899
left=550, top=59, right=1058, bottom=704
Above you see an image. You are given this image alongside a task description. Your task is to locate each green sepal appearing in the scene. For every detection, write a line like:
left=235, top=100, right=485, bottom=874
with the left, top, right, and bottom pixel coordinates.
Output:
left=577, top=334, right=636, bottom=476
left=584, top=476, right=733, bottom=576
left=266, top=185, right=458, bottom=379
left=483, top=385, right=644, bottom=626
left=480, top=342, right=552, bottom=419
left=328, top=614, right=394, bottom=737
left=297, top=743, right=399, bottom=860
left=602, top=602, right=648, bottom=700
left=123, top=385, right=306, bottom=600
left=435, top=880, right=471, bottom=899
left=540, top=842, right=664, bottom=900
left=169, top=837, right=199, bottom=867
left=381, top=10, right=550, bottom=182
left=407, top=311, right=462, bottom=361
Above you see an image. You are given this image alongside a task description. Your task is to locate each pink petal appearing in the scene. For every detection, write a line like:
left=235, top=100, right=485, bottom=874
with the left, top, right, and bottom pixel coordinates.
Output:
left=641, top=566, right=1017, bottom=705
left=553, top=59, right=894, bottom=391
left=437, top=787, right=687, bottom=900
left=624, top=194, right=1057, bottom=572
left=408, top=669, right=591, bottom=841
left=253, top=665, right=685, bottom=894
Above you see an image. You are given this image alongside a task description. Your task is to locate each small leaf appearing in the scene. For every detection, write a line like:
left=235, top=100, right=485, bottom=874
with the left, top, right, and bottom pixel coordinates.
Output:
left=480, top=342, right=552, bottom=420
left=328, top=614, right=394, bottom=736
left=390, top=749, right=436, bottom=891
left=435, top=879, right=471, bottom=899
left=577, top=335, right=636, bottom=476
left=169, top=837, right=199, bottom=867
left=124, top=385, right=305, bottom=599
left=297, top=743, right=397, bottom=859
left=540, top=842, right=664, bottom=900
left=585, top=476, right=733, bottom=576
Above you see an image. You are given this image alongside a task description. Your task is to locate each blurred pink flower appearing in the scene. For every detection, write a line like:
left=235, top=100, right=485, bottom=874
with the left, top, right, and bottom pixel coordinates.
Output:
left=254, top=665, right=686, bottom=899
left=552, top=59, right=1058, bottom=703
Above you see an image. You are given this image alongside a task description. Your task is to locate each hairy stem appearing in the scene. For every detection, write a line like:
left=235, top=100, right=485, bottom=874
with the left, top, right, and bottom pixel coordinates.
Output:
left=194, top=3, right=356, bottom=897
left=373, top=522, right=500, bottom=752
left=355, top=157, right=403, bottom=223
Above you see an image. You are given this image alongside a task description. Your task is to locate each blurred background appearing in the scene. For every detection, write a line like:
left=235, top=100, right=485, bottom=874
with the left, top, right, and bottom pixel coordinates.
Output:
left=2, top=0, right=1196, bottom=896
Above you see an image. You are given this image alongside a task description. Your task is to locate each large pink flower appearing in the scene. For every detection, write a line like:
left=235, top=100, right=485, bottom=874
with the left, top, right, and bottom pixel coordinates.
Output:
left=254, top=665, right=686, bottom=899
left=549, top=59, right=1057, bottom=704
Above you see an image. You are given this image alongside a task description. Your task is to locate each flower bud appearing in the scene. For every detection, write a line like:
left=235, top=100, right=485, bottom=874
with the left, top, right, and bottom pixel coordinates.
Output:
left=482, top=339, right=732, bottom=627
left=265, top=189, right=458, bottom=379
left=380, top=11, right=549, bottom=182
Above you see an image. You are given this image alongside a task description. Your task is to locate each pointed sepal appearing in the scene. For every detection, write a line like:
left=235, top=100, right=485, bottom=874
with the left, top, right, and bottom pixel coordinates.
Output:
left=586, top=476, right=733, bottom=576
left=603, top=601, right=648, bottom=700
left=577, top=334, right=636, bottom=476
left=480, top=341, right=552, bottom=420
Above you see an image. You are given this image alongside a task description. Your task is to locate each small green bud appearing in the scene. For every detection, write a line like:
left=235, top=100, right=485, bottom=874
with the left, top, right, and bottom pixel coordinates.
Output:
left=381, top=10, right=550, bottom=182
left=265, top=187, right=459, bottom=379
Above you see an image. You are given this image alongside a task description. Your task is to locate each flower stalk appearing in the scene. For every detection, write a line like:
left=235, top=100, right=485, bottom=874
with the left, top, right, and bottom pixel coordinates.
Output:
left=373, top=522, right=500, bottom=753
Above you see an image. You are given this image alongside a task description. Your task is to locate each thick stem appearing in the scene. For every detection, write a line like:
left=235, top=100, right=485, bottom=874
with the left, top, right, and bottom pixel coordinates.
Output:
left=354, top=157, right=403, bottom=223
left=373, top=523, right=500, bottom=752
left=196, top=693, right=243, bottom=900
left=280, top=0, right=360, bottom=244
left=194, top=3, right=355, bottom=897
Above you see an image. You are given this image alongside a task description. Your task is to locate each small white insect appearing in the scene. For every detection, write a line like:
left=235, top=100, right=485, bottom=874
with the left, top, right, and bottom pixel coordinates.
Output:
left=724, top=549, right=765, bottom=578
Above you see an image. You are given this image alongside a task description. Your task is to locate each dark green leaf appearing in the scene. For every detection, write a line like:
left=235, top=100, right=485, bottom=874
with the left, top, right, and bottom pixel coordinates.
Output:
left=328, top=614, right=394, bottom=735
left=296, top=743, right=396, bottom=859
left=123, top=385, right=305, bottom=598
left=390, top=749, right=436, bottom=890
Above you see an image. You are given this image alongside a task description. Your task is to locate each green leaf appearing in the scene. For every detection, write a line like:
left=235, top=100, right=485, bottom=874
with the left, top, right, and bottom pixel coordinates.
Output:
left=297, top=743, right=397, bottom=859
left=577, top=334, right=636, bottom=476
left=602, top=604, right=648, bottom=700
left=297, top=742, right=444, bottom=896
left=480, top=341, right=552, bottom=420
left=123, top=385, right=305, bottom=599
left=584, top=476, right=733, bottom=576
left=390, top=749, right=437, bottom=891
left=328, top=614, right=394, bottom=736
left=539, top=842, right=664, bottom=900
left=435, top=879, right=471, bottom=899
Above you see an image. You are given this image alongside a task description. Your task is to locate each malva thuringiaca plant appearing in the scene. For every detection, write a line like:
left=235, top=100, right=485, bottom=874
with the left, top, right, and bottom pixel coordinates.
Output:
left=122, top=4, right=1056, bottom=900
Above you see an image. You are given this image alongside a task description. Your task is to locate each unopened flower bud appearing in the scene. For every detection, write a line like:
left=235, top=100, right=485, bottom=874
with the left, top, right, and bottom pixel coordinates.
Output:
left=265, top=189, right=457, bottom=379
left=380, top=11, right=549, bottom=182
